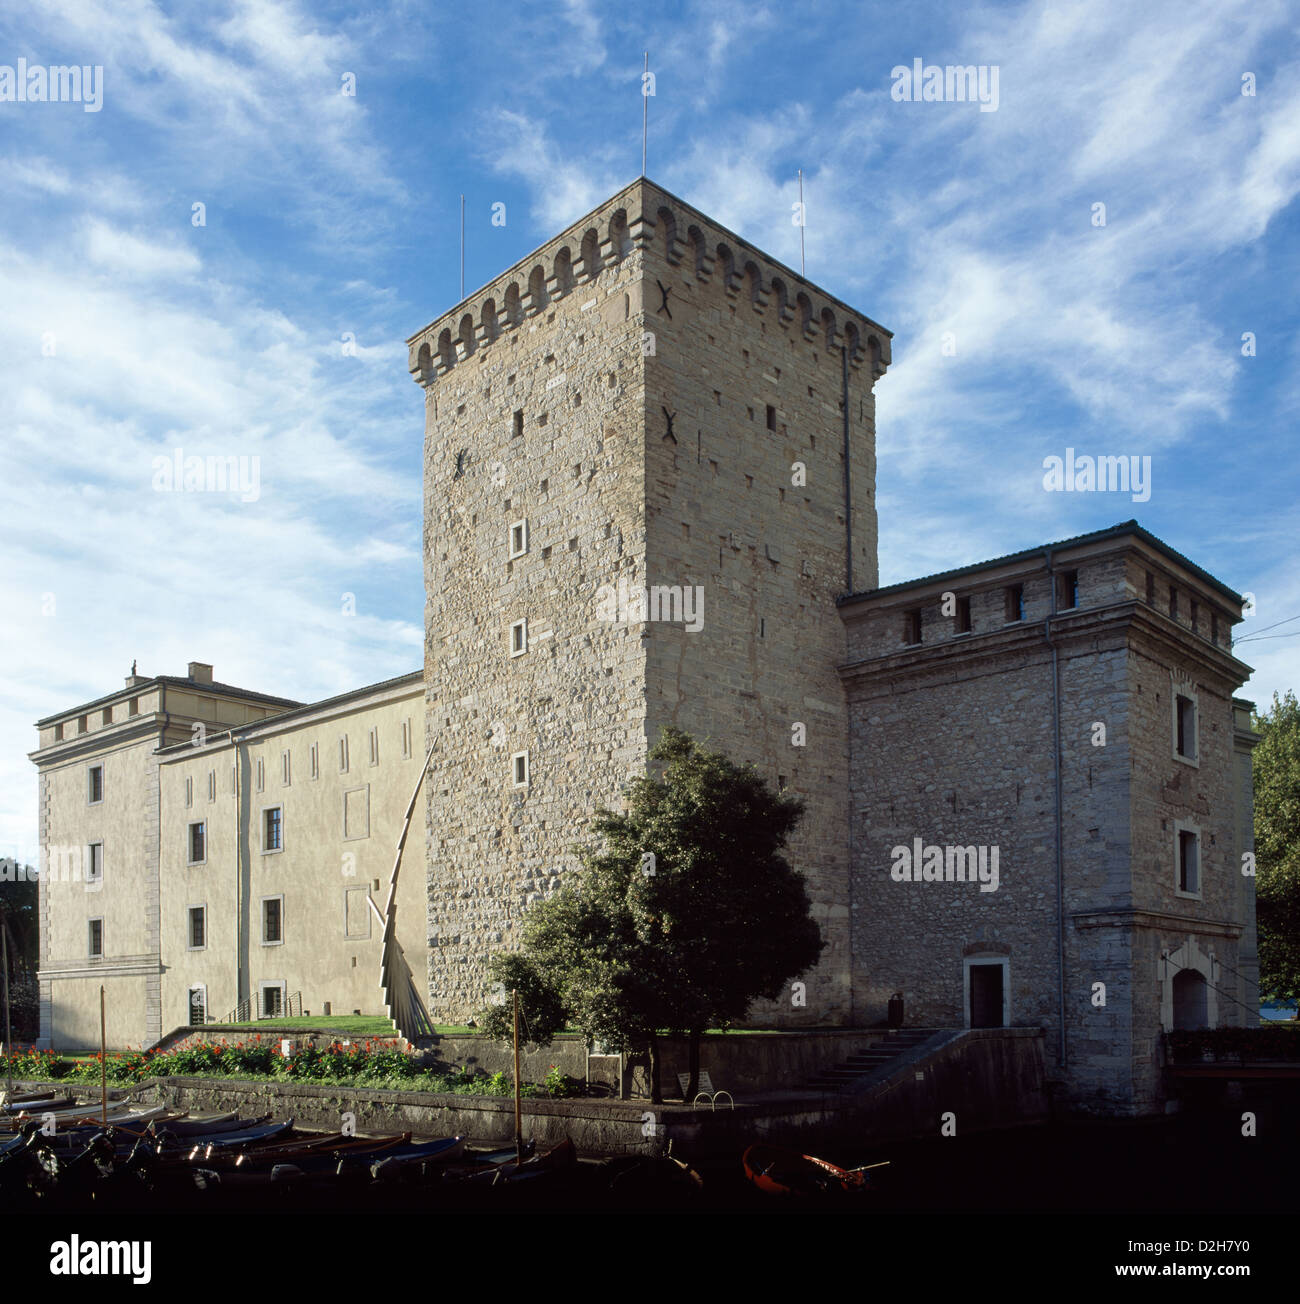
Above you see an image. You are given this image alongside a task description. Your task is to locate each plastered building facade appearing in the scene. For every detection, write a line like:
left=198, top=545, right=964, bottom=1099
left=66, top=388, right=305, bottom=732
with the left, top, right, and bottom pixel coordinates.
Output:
left=31, top=179, right=1257, bottom=1113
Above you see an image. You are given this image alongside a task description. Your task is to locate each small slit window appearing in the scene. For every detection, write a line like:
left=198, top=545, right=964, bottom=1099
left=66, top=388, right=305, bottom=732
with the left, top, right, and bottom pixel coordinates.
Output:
left=1178, top=829, right=1200, bottom=896
left=903, top=609, right=922, bottom=646
left=1005, top=584, right=1025, bottom=623
left=956, top=596, right=972, bottom=634
left=1057, top=570, right=1078, bottom=610
left=512, top=751, right=529, bottom=788
left=1175, top=693, right=1197, bottom=761
left=509, top=519, right=529, bottom=559
left=510, top=619, right=528, bottom=657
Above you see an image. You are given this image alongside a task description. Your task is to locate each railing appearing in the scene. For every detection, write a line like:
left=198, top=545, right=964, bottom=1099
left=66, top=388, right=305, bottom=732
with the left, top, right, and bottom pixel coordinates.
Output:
left=216, top=991, right=304, bottom=1024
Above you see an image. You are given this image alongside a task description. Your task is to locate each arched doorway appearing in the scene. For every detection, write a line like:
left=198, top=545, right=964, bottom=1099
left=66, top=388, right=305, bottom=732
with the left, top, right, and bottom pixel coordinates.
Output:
left=1172, top=969, right=1209, bottom=1030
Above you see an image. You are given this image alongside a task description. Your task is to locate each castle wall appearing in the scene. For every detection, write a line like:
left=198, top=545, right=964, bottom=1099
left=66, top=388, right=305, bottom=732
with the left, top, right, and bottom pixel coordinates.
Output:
left=638, top=215, right=883, bottom=1025
left=412, top=179, right=891, bottom=1026
left=417, top=194, right=653, bottom=1021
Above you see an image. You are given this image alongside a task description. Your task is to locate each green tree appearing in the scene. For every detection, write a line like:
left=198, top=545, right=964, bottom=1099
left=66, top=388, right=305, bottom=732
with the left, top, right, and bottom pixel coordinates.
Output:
left=1254, top=691, right=1300, bottom=1006
left=480, top=728, right=823, bottom=1101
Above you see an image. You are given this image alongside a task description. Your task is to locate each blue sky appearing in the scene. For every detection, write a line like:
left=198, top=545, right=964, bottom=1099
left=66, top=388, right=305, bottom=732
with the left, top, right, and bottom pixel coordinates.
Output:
left=2, top=0, right=1297, bottom=865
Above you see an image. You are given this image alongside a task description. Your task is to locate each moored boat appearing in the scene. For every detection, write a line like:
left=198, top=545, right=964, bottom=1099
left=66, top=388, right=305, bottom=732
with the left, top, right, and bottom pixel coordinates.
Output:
left=741, top=1143, right=872, bottom=1197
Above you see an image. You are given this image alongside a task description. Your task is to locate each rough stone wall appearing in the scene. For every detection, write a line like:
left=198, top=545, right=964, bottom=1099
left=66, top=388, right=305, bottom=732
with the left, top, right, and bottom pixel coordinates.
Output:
left=413, top=179, right=892, bottom=1025
left=418, top=194, right=654, bottom=1021
left=1231, top=701, right=1260, bottom=1019
left=1121, top=619, right=1251, bottom=1109
left=844, top=619, right=1062, bottom=1035
left=637, top=195, right=886, bottom=1027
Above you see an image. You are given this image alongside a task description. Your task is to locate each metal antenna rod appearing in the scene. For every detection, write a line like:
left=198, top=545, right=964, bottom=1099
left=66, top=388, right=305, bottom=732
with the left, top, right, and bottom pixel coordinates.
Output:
left=798, top=169, right=805, bottom=277
left=642, top=52, right=648, bottom=176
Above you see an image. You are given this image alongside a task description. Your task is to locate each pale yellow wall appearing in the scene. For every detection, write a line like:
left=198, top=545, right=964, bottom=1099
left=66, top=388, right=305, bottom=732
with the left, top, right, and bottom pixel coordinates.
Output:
left=36, top=688, right=161, bottom=751
left=158, top=683, right=425, bottom=1030
left=41, top=735, right=158, bottom=965
left=50, top=975, right=148, bottom=1050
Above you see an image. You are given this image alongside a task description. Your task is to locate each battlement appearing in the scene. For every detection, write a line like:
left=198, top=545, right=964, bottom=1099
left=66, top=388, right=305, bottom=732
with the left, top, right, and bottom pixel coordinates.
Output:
left=407, top=176, right=892, bottom=388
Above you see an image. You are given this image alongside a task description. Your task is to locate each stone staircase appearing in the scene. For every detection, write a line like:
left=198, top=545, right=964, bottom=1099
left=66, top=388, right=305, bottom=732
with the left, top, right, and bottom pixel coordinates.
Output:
left=805, top=1027, right=944, bottom=1091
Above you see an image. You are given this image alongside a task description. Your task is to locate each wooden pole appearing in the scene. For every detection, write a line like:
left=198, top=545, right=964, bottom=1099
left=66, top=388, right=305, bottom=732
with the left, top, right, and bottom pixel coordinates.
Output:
left=512, top=988, right=522, bottom=1165
left=99, top=985, right=107, bottom=1125
left=1, top=918, right=12, bottom=1104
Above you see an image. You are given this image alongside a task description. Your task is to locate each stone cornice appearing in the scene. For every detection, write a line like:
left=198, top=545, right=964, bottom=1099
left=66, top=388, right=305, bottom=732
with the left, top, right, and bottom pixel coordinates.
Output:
left=1071, top=908, right=1242, bottom=939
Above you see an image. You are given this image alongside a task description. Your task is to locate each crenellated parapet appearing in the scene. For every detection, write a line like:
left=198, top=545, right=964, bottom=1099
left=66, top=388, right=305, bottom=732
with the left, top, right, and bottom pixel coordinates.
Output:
left=406, top=177, right=892, bottom=388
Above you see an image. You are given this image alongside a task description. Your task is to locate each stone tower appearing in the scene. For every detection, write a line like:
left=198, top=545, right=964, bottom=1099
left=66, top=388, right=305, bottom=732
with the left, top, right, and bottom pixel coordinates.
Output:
left=408, top=178, right=891, bottom=1026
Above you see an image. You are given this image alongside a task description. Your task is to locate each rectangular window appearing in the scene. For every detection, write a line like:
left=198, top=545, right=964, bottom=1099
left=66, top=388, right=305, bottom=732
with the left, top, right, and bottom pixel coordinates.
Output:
left=282, top=749, right=291, bottom=786
left=512, top=409, right=524, bottom=438
left=263, top=807, right=283, bottom=853
left=77, top=715, right=88, bottom=735
left=188, top=906, right=206, bottom=950
left=54, top=722, right=64, bottom=741
left=102, top=706, right=112, bottom=725
left=956, top=596, right=972, bottom=634
left=310, top=742, right=319, bottom=780
left=1176, top=694, right=1197, bottom=761
left=262, top=897, right=283, bottom=945
left=903, top=609, right=922, bottom=645
left=1056, top=570, right=1079, bottom=610
left=1178, top=830, right=1200, bottom=896
left=401, top=719, right=412, bottom=759
left=512, top=751, right=529, bottom=788
left=188, top=822, right=206, bottom=865
left=765, top=404, right=776, bottom=431
left=510, top=618, right=528, bottom=657
left=1169, top=586, right=1178, bottom=621
left=88, top=764, right=104, bottom=804
left=1005, top=584, right=1025, bottom=623
left=1145, top=572, right=1155, bottom=605
left=1190, top=600, right=1199, bottom=634
left=339, top=736, right=349, bottom=773
left=261, top=983, right=284, bottom=1016
left=128, top=697, right=139, bottom=717
left=88, top=918, right=103, bottom=957
left=369, top=727, right=379, bottom=766
left=509, top=519, right=529, bottom=559
left=87, top=842, right=103, bottom=883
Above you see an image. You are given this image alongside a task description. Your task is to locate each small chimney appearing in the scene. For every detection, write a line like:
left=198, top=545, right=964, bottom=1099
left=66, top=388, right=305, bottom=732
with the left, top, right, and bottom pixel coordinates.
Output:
left=188, top=662, right=214, bottom=684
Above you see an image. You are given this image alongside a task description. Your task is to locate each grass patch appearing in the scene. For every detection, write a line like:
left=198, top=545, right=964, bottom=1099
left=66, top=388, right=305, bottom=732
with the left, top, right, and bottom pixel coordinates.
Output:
left=212, top=1016, right=394, bottom=1035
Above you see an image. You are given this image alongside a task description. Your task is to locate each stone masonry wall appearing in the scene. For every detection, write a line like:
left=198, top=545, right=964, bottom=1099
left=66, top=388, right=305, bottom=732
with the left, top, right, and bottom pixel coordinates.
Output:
left=638, top=185, right=888, bottom=1026
left=418, top=192, right=653, bottom=1021
left=413, top=179, right=891, bottom=1026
